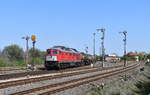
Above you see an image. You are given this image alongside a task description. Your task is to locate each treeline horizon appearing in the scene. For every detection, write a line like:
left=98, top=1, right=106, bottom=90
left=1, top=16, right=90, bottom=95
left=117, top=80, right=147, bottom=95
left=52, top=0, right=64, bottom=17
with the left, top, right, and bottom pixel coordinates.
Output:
left=0, top=44, right=150, bottom=67
left=0, top=44, right=45, bottom=67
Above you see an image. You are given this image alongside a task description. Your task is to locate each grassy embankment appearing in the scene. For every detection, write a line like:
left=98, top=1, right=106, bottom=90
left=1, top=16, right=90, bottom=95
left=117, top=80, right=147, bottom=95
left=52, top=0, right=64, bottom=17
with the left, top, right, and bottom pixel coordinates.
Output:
left=86, top=63, right=150, bottom=95
left=0, top=58, right=44, bottom=67
left=135, top=63, right=150, bottom=95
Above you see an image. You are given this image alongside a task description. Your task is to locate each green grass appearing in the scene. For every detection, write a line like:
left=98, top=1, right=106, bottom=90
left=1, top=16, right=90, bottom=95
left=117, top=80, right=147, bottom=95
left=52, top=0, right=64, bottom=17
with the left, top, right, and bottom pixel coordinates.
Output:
left=13, top=60, right=26, bottom=67
left=0, top=58, right=44, bottom=67
left=0, top=63, right=7, bottom=67
left=29, top=57, right=44, bottom=65
left=135, top=81, right=150, bottom=95
left=0, top=59, right=25, bottom=67
left=0, top=58, right=11, bottom=67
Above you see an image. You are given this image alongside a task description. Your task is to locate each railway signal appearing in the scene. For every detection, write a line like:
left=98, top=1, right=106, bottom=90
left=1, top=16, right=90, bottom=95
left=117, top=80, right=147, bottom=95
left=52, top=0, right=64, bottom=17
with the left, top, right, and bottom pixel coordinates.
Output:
left=97, top=28, right=106, bottom=67
left=93, top=33, right=96, bottom=66
left=85, top=46, right=88, bottom=54
left=119, top=31, right=127, bottom=67
left=119, top=31, right=127, bottom=81
left=31, top=35, right=36, bottom=70
left=22, top=36, right=30, bottom=69
left=31, top=35, right=36, bottom=41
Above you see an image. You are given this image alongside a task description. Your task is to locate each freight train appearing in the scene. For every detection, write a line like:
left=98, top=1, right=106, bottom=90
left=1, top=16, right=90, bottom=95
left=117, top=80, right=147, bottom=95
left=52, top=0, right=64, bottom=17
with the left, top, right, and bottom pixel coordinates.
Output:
left=45, top=46, right=93, bottom=69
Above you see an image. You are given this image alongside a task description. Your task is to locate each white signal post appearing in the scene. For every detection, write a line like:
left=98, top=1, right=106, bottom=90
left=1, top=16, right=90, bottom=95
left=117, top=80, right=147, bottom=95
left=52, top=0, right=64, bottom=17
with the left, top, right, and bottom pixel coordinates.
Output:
left=119, top=31, right=127, bottom=81
left=22, top=36, right=30, bottom=69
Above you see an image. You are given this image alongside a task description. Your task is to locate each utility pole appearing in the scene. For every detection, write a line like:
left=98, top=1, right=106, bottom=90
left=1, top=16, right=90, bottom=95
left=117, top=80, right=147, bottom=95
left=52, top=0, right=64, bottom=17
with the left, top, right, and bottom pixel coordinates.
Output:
left=119, top=31, right=127, bottom=67
left=119, top=31, right=127, bottom=81
left=100, top=47, right=102, bottom=56
left=93, top=33, right=96, bottom=64
left=22, top=36, right=30, bottom=69
left=85, top=46, right=88, bottom=54
left=97, top=28, right=106, bottom=67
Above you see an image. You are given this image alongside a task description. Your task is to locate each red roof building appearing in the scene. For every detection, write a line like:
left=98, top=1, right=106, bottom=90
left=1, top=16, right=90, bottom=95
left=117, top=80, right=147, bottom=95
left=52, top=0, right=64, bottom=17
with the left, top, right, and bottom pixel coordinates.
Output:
left=127, top=52, right=138, bottom=56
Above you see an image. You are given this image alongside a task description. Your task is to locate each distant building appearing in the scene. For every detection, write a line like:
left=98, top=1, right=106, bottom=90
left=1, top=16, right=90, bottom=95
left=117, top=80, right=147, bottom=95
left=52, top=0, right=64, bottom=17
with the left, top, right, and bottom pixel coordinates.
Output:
left=138, top=52, right=146, bottom=55
left=105, top=53, right=121, bottom=63
left=108, top=53, right=118, bottom=57
left=126, top=52, right=139, bottom=62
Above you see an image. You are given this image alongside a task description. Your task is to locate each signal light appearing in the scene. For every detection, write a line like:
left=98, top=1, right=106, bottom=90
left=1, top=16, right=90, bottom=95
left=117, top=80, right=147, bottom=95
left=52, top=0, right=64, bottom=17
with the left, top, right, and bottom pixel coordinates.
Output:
left=31, top=35, right=36, bottom=41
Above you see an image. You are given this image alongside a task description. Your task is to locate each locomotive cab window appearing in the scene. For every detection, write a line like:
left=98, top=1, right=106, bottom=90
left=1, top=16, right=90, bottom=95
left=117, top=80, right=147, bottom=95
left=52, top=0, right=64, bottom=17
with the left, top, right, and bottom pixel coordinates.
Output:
left=47, top=50, right=51, bottom=54
left=52, top=50, right=58, bottom=54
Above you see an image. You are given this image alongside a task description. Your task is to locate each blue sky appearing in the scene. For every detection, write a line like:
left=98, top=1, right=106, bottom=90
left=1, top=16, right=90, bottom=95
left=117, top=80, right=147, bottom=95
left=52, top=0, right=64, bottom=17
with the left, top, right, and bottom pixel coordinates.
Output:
left=0, top=0, right=150, bottom=55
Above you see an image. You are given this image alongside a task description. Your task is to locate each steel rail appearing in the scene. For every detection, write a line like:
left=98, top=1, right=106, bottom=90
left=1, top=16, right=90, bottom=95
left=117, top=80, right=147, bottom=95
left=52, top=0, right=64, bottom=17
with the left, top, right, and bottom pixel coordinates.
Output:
left=40, top=64, right=139, bottom=95
left=0, top=65, right=123, bottom=89
left=0, top=65, right=91, bottom=80
left=10, top=64, right=139, bottom=95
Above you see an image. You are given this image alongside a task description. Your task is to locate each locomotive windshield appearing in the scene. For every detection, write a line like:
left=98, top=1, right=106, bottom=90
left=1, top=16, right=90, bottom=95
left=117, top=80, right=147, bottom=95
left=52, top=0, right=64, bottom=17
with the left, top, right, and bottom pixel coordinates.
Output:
left=47, top=50, right=58, bottom=55
left=47, top=50, right=51, bottom=54
left=52, top=50, right=58, bottom=54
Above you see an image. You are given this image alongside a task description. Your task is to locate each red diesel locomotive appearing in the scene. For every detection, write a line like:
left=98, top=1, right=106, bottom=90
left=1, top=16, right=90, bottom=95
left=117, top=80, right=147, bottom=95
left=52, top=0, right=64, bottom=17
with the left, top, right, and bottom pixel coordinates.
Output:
left=45, top=46, right=92, bottom=69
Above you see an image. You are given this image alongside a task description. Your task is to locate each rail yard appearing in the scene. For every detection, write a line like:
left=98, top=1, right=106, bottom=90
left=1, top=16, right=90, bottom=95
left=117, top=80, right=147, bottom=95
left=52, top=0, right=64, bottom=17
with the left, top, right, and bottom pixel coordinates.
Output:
left=0, top=1, right=150, bottom=94
left=0, top=42, right=148, bottom=95
left=0, top=62, right=143, bottom=95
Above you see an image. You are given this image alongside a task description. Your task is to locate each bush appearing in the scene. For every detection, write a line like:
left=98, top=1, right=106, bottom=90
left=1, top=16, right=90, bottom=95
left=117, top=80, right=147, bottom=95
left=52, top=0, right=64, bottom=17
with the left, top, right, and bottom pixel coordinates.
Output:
left=28, top=48, right=45, bottom=66
left=2, top=45, right=24, bottom=61
left=0, top=58, right=7, bottom=67
left=14, top=60, right=26, bottom=67
left=121, top=56, right=136, bottom=61
left=0, top=45, right=45, bottom=67
left=29, top=58, right=44, bottom=65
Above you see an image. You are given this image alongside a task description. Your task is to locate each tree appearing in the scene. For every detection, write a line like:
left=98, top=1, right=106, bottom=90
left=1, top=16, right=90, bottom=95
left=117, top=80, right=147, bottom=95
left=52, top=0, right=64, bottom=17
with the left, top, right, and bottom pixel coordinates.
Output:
left=96, top=55, right=102, bottom=61
left=29, top=48, right=42, bottom=58
left=2, top=45, right=24, bottom=61
left=147, top=54, right=150, bottom=59
left=28, top=48, right=45, bottom=65
left=0, top=50, right=2, bottom=58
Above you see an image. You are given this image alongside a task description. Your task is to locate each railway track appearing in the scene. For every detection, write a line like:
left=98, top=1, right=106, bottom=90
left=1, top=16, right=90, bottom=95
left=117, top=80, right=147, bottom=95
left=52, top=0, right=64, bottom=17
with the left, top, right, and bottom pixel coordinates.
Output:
left=10, top=64, right=140, bottom=95
left=0, top=68, right=25, bottom=71
left=0, top=63, right=132, bottom=80
left=0, top=66, right=44, bottom=71
left=0, top=65, right=93, bottom=80
left=0, top=65, right=122, bottom=89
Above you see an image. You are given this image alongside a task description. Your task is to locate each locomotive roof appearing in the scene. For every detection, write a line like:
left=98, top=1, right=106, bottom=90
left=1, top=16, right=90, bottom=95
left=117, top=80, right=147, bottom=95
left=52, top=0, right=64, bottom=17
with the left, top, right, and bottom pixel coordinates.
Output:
left=50, top=46, right=80, bottom=54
